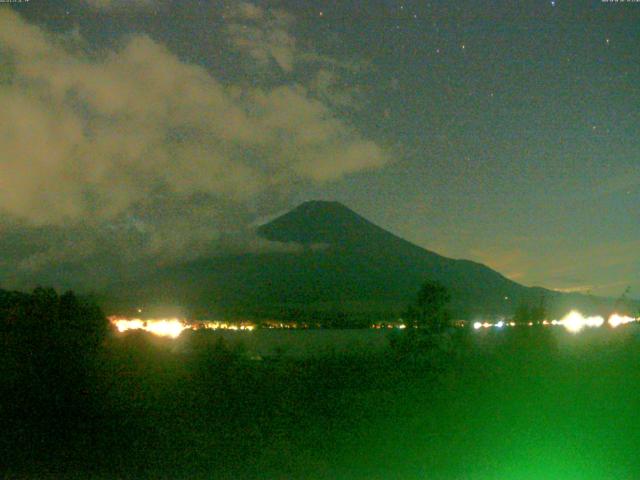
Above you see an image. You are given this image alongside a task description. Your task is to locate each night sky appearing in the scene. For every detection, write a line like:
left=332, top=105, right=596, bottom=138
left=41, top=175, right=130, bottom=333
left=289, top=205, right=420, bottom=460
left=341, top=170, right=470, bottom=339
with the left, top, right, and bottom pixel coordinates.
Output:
left=1, top=0, right=638, bottom=297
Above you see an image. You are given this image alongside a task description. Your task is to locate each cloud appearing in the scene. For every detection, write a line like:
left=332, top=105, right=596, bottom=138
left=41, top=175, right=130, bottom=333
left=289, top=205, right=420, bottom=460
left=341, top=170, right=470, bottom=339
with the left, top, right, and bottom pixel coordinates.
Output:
left=225, top=2, right=297, bottom=73
left=468, top=246, right=531, bottom=282
left=82, top=0, right=157, bottom=11
left=223, top=2, right=370, bottom=84
left=0, top=8, right=387, bottom=287
left=467, top=235, right=640, bottom=297
left=552, top=285, right=594, bottom=294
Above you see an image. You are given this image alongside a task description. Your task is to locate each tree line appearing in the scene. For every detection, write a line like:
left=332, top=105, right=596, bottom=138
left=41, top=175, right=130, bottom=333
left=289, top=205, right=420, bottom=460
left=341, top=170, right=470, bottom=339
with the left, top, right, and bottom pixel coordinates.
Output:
left=0, top=287, right=108, bottom=452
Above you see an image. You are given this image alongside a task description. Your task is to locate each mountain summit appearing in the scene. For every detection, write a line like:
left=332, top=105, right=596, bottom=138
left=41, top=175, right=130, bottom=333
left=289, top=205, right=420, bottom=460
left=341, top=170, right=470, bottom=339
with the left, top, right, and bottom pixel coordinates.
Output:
left=258, top=200, right=425, bottom=251
left=259, top=200, right=376, bottom=245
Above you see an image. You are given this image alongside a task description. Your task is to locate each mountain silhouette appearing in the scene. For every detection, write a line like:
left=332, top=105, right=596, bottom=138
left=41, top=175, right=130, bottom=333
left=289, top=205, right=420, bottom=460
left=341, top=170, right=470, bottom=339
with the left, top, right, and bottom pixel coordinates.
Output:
left=258, top=200, right=426, bottom=247
left=109, top=201, right=610, bottom=323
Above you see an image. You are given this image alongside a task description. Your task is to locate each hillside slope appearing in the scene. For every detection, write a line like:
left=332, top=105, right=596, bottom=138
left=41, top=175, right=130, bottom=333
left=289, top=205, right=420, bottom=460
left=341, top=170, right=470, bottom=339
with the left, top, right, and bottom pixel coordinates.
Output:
left=108, top=201, right=585, bottom=322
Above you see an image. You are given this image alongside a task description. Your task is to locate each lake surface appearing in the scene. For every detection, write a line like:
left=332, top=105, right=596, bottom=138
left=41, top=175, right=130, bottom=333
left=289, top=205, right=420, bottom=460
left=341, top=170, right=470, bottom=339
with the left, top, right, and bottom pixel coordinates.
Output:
left=179, top=328, right=393, bottom=357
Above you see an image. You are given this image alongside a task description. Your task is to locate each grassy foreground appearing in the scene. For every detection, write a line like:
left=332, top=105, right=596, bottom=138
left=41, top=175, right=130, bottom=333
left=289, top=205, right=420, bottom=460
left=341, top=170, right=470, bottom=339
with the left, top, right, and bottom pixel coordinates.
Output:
left=2, top=324, right=640, bottom=479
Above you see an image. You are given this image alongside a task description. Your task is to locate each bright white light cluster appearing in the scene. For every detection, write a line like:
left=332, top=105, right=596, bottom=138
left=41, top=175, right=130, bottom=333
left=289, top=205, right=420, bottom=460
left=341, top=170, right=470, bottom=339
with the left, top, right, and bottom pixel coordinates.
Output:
left=558, top=311, right=604, bottom=333
left=608, top=314, right=636, bottom=328
left=472, top=311, right=638, bottom=334
left=473, top=320, right=510, bottom=330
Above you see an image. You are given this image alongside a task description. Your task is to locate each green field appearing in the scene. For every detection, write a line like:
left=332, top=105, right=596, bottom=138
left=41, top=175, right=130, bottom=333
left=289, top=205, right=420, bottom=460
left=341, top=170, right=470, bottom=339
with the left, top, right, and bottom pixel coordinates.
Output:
left=3, top=326, right=640, bottom=479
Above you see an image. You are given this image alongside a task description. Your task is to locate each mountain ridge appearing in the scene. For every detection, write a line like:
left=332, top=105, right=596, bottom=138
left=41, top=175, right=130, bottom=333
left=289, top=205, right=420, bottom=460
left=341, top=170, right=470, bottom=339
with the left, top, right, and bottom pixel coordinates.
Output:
left=106, top=201, right=624, bottom=323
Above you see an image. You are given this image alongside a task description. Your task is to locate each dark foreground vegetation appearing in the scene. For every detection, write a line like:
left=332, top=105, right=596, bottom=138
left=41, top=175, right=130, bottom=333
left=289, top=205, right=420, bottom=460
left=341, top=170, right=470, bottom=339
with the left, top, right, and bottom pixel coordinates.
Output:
left=2, top=288, right=640, bottom=479
left=0, top=287, right=466, bottom=479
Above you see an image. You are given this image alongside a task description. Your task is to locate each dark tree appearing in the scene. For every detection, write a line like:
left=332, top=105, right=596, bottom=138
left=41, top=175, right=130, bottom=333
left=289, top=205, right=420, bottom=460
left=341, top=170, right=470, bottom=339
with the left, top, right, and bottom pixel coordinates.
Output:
left=514, top=296, right=546, bottom=324
left=2, top=287, right=108, bottom=433
left=614, top=286, right=635, bottom=315
left=405, top=280, right=451, bottom=333
left=530, top=296, right=547, bottom=323
left=513, top=302, right=531, bottom=324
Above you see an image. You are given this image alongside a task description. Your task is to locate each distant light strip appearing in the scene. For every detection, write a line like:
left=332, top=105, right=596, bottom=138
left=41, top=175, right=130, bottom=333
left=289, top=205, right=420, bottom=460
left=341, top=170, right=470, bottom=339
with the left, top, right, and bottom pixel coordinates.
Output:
left=108, top=317, right=255, bottom=338
left=472, top=311, right=638, bottom=333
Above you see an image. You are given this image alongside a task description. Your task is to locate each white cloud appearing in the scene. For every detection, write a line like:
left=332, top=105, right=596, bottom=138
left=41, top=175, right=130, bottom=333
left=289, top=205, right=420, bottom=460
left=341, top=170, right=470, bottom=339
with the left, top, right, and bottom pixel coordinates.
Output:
left=225, top=2, right=297, bottom=73
left=0, top=9, right=385, bottom=224
left=0, top=8, right=387, bottom=282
